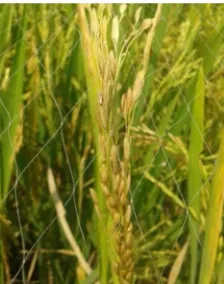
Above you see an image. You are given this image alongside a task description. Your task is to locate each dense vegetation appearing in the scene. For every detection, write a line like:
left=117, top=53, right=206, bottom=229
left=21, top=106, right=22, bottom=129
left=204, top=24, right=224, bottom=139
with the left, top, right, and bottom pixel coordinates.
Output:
left=1, top=4, right=224, bottom=284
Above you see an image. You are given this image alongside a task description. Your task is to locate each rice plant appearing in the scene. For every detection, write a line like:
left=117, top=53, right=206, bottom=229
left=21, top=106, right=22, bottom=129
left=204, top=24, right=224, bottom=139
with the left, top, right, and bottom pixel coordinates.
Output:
left=0, top=3, right=224, bottom=284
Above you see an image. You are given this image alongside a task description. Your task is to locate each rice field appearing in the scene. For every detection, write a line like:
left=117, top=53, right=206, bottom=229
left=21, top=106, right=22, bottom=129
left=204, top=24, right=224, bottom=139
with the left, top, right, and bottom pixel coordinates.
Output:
left=0, top=3, right=224, bottom=284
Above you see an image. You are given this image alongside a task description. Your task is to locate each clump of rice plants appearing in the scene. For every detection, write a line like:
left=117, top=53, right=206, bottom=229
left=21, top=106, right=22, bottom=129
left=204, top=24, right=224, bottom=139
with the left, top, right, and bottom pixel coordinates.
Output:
left=0, top=3, right=224, bottom=284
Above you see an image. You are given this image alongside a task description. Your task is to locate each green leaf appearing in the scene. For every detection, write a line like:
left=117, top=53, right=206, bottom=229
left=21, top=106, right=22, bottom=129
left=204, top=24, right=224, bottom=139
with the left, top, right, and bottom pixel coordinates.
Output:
left=199, top=131, right=224, bottom=284
left=0, top=4, right=13, bottom=79
left=0, top=5, right=28, bottom=201
left=188, top=65, right=204, bottom=284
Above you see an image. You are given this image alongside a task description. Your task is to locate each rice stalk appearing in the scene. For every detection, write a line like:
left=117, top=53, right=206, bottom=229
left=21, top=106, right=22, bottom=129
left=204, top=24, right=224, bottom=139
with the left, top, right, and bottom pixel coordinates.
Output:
left=78, top=4, right=109, bottom=282
left=79, top=4, right=163, bottom=282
